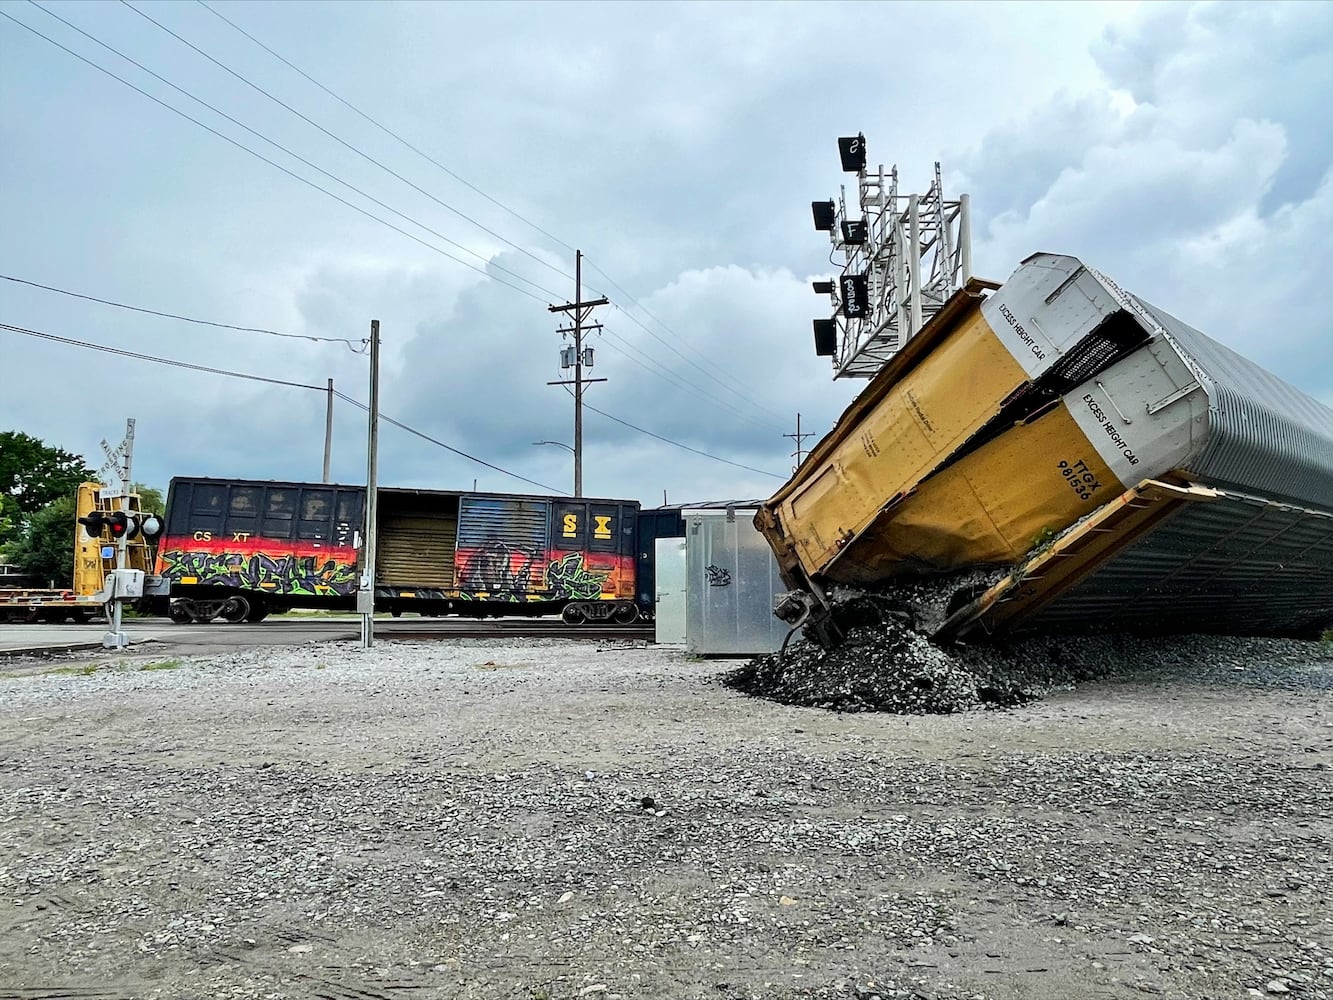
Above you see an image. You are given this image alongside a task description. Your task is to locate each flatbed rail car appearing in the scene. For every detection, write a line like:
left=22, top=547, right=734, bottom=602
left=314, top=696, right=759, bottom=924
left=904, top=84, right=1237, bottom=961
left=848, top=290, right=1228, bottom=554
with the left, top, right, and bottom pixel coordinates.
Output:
left=0, top=588, right=98, bottom=623
left=758, top=252, right=1333, bottom=643
left=154, top=478, right=642, bottom=624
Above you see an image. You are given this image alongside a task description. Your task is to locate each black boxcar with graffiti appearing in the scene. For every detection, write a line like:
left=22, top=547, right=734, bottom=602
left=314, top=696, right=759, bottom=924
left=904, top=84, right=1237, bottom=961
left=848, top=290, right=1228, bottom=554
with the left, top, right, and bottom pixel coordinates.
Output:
left=154, top=477, right=642, bottom=624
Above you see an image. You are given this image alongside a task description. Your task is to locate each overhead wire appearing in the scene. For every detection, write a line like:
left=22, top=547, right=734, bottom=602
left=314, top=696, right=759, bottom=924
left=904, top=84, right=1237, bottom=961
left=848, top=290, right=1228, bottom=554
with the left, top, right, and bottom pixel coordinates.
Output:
left=331, top=390, right=562, bottom=494
left=0, top=318, right=563, bottom=492
left=188, top=0, right=786, bottom=428
left=20, top=2, right=560, bottom=302
left=5, top=7, right=791, bottom=481
left=122, top=0, right=575, bottom=288
left=595, top=328, right=777, bottom=431
left=580, top=257, right=787, bottom=422
left=195, top=0, right=578, bottom=263
left=1, top=320, right=328, bottom=390
left=547, top=365, right=780, bottom=478
left=0, top=273, right=366, bottom=349
left=581, top=402, right=786, bottom=480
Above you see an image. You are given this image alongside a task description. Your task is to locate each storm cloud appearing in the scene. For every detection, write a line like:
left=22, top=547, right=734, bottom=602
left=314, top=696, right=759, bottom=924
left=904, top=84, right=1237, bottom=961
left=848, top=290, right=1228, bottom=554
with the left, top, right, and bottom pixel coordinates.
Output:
left=2, top=0, right=1328, bottom=507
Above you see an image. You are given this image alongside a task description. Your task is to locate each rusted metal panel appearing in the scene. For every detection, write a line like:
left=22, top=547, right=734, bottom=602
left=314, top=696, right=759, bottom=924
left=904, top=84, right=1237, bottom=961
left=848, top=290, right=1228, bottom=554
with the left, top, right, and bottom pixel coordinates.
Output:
left=377, top=515, right=457, bottom=588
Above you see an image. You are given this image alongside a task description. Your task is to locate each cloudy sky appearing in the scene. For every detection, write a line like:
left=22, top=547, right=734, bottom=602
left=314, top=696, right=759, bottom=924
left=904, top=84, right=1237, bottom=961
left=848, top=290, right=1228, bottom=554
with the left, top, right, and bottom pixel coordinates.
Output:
left=2, top=0, right=1329, bottom=510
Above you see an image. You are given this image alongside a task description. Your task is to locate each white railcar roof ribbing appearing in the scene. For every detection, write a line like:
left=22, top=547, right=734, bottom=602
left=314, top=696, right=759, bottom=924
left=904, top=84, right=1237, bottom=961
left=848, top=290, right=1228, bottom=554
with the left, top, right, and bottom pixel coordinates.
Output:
left=1131, top=295, right=1333, bottom=512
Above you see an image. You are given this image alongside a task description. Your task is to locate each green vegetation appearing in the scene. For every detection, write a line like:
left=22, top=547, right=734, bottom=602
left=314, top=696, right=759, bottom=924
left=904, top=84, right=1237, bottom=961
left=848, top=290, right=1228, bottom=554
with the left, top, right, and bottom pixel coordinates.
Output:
left=44, top=663, right=98, bottom=677
left=0, top=426, right=166, bottom=586
left=5, top=493, right=77, bottom=586
left=139, top=659, right=182, bottom=672
left=131, top=482, right=164, bottom=515
left=0, top=430, right=93, bottom=547
left=1322, top=628, right=1333, bottom=652
left=1030, top=526, right=1059, bottom=551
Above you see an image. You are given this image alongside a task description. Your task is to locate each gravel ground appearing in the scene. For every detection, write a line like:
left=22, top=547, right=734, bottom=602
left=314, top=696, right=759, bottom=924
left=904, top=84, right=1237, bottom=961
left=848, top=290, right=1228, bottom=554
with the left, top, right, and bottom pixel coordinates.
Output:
left=1, top=635, right=1331, bottom=1000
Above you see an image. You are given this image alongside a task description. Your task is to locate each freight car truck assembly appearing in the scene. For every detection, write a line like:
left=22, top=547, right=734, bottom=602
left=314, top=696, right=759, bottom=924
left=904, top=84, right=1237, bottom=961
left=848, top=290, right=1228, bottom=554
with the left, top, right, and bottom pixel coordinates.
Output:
left=758, top=252, right=1333, bottom=646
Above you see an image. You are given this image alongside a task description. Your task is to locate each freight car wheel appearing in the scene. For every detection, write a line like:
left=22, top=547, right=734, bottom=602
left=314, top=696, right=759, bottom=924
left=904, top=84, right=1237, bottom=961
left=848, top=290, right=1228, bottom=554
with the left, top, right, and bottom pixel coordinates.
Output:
left=168, top=600, right=194, bottom=624
left=245, top=598, right=270, bottom=623
left=561, top=604, right=586, bottom=625
left=613, top=604, right=639, bottom=625
left=220, top=596, right=250, bottom=624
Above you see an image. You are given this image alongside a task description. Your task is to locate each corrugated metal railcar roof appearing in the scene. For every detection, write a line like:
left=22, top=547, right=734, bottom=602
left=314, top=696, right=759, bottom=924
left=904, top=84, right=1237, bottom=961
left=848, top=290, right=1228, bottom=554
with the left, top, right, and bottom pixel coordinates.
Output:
left=1131, top=295, right=1333, bottom=512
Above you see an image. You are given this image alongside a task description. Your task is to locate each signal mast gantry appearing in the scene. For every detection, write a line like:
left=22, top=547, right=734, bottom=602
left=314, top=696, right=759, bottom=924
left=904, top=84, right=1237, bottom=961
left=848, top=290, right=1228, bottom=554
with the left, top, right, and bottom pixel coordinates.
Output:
left=810, top=134, right=974, bottom=378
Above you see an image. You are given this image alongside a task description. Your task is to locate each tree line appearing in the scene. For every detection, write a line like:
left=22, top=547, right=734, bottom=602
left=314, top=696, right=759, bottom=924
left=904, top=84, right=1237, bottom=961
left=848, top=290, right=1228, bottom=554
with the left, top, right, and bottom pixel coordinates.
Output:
left=0, top=430, right=162, bottom=587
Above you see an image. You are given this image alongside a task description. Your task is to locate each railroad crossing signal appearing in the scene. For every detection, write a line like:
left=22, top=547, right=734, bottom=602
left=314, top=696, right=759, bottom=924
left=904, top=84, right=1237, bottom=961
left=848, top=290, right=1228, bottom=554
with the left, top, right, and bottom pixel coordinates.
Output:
left=137, top=513, right=164, bottom=541
left=78, top=510, right=110, bottom=538
left=97, top=418, right=136, bottom=495
left=78, top=509, right=163, bottom=542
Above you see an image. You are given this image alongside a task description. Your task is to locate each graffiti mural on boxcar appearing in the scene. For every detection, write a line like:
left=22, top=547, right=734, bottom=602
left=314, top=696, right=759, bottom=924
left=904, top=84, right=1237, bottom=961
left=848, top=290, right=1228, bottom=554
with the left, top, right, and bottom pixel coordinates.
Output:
left=544, top=552, right=610, bottom=600
left=456, top=540, right=538, bottom=594
left=158, top=541, right=358, bottom=596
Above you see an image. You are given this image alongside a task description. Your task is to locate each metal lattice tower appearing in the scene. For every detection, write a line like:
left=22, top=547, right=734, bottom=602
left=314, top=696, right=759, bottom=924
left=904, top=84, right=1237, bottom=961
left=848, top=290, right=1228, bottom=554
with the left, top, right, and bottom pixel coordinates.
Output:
left=811, top=136, right=973, bottom=379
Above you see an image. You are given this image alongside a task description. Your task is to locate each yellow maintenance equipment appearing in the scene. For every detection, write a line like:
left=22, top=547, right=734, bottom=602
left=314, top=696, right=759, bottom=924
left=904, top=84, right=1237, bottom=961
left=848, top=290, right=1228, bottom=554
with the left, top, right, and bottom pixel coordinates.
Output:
left=0, top=482, right=160, bottom=622
left=73, top=481, right=157, bottom=597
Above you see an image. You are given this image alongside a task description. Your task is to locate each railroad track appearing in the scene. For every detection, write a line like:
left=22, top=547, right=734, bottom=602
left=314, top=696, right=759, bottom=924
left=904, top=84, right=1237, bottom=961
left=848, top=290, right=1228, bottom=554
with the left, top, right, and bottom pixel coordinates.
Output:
left=378, top=622, right=654, bottom=642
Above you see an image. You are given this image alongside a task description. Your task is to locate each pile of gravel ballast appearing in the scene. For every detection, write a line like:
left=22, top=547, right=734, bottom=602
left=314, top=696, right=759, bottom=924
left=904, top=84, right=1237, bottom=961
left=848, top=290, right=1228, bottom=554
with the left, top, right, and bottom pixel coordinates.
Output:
left=723, top=616, right=1030, bottom=715
left=724, top=613, right=1332, bottom=715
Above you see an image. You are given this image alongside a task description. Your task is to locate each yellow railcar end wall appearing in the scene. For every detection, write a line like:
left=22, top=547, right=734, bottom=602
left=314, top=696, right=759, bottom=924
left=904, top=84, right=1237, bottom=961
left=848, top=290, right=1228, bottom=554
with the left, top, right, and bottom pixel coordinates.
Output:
left=73, top=482, right=105, bottom=597
left=72, top=482, right=154, bottom=597
left=779, top=306, right=1028, bottom=577
left=824, top=403, right=1120, bottom=584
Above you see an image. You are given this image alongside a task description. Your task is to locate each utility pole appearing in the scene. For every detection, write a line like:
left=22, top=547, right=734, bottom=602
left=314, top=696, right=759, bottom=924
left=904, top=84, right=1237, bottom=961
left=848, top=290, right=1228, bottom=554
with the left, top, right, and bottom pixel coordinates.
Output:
left=547, top=250, right=608, bottom=497
left=323, top=377, right=334, bottom=483
left=359, top=321, right=380, bottom=650
left=784, top=412, right=815, bottom=472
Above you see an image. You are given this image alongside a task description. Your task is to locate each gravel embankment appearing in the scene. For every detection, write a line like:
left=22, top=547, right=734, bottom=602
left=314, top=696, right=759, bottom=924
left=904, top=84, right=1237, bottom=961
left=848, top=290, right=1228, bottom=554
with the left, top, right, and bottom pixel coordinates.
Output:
left=1, top=636, right=1330, bottom=1000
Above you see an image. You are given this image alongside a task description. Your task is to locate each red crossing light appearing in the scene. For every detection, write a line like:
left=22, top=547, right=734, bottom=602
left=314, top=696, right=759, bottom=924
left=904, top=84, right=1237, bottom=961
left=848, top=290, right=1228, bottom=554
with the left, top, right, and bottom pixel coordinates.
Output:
left=78, top=511, right=108, bottom=537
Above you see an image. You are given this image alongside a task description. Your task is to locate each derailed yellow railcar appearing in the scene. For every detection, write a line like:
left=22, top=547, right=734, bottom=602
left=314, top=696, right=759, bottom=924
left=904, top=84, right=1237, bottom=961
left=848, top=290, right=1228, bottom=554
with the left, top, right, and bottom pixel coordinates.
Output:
left=758, top=253, right=1333, bottom=643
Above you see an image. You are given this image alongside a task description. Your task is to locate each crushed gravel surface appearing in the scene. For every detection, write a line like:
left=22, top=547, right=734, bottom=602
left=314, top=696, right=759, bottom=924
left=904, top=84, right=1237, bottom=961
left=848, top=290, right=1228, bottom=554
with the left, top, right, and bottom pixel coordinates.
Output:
left=1, top=635, right=1331, bottom=1000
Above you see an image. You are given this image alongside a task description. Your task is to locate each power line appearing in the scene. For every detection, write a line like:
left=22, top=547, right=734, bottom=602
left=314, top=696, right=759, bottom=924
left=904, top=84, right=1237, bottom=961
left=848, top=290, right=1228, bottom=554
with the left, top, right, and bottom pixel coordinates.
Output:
left=596, top=328, right=777, bottom=432
left=1, top=317, right=563, bottom=493
left=1, top=320, right=328, bottom=390
left=582, top=256, right=787, bottom=423
left=7, top=251, right=786, bottom=477
left=10, top=5, right=556, bottom=302
left=0, top=272, right=365, bottom=348
left=122, top=0, right=573, bottom=288
left=196, top=0, right=579, bottom=264
left=552, top=370, right=783, bottom=478
left=10, top=8, right=790, bottom=456
left=332, top=391, right=562, bottom=494
left=582, top=402, right=785, bottom=480
left=188, top=0, right=784, bottom=429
